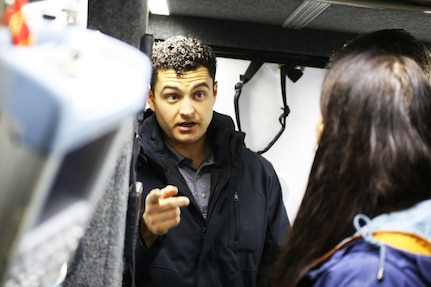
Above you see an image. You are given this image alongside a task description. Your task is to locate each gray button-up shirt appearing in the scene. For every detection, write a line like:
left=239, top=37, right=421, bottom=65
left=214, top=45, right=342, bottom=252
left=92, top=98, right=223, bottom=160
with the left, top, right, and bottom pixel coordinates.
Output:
left=166, top=144, right=214, bottom=219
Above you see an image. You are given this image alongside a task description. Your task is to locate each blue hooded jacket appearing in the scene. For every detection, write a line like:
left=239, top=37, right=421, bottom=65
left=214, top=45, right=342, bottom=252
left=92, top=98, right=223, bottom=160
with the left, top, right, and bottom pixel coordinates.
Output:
left=301, top=200, right=431, bottom=287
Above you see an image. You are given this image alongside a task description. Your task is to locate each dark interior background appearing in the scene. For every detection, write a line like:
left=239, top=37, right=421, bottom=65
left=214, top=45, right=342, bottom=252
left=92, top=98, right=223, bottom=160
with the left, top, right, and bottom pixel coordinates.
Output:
left=147, top=0, right=431, bottom=68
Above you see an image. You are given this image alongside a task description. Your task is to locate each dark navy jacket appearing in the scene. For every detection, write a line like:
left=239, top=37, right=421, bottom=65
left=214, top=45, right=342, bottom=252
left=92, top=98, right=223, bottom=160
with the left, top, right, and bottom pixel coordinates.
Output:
left=134, top=111, right=290, bottom=287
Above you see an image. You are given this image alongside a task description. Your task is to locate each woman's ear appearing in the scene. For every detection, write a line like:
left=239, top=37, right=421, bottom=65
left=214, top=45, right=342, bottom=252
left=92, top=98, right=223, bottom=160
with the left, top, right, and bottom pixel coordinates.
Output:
left=316, top=114, right=324, bottom=144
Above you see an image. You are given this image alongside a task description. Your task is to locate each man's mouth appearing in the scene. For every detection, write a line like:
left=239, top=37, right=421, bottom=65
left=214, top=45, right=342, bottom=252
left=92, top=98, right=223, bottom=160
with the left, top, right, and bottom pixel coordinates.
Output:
left=178, top=122, right=195, bottom=127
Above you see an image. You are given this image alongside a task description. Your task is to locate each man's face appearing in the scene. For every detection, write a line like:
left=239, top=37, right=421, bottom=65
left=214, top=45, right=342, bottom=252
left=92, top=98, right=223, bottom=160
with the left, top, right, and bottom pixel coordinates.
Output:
left=148, top=67, right=218, bottom=150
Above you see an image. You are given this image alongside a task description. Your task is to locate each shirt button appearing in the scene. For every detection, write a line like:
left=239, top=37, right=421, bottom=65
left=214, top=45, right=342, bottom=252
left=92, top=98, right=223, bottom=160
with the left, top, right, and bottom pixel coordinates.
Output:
left=202, top=193, right=206, bottom=198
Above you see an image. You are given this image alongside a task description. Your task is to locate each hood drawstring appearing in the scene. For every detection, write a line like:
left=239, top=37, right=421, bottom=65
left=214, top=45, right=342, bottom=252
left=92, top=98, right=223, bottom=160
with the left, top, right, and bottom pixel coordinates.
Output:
left=354, top=214, right=387, bottom=281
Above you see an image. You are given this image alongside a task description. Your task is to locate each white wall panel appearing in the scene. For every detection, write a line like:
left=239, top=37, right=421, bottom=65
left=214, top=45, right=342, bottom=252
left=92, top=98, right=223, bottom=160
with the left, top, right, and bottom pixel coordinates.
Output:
left=215, top=57, right=326, bottom=221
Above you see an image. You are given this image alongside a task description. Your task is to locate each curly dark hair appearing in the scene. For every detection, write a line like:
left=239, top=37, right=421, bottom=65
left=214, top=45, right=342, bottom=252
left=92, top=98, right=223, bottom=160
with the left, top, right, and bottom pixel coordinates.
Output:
left=150, top=35, right=217, bottom=89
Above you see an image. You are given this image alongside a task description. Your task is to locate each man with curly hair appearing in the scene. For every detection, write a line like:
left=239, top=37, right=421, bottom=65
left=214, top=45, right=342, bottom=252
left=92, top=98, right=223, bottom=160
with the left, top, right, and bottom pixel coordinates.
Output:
left=132, top=35, right=289, bottom=287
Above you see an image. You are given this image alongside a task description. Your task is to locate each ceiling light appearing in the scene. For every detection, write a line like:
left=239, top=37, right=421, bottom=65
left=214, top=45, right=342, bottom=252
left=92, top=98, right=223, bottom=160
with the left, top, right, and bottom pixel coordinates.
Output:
left=148, top=0, right=169, bottom=15
left=282, top=0, right=331, bottom=29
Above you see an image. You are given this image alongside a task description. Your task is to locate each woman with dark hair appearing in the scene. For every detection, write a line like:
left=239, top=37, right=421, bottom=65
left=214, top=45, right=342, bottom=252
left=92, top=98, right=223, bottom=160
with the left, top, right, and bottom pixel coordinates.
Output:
left=272, top=51, right=431, bottom=287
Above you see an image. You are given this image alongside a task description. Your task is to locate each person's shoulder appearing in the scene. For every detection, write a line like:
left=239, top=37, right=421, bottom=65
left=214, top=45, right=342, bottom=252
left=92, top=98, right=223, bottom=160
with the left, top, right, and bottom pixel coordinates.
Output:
left=308, top=244, right=380, bottom=286
left=241, top=147, right=271, bottom=163
left=238, top=148, right=279, bottom=179
left=310, top=239, right=431, bottom=287
left=212, top=111, right=235, bottom=131
left=313, top=247, right=379, bottom=285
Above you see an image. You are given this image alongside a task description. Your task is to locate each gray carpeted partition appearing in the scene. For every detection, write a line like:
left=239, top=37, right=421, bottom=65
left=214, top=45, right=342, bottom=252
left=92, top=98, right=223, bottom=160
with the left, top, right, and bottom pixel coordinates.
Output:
left=87, top=0, right=148, bottom=48
left=63, top=1, right=148, bottom=286
left=63, top=122, right=134, bottom=286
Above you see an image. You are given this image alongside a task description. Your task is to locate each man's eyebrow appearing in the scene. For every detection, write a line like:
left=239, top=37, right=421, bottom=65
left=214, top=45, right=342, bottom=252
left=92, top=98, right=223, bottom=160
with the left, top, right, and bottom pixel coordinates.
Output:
left=160, top=82, right=211, bottom=92
left=192, top=82, right=211, bottom=90
left=160, top=85, right=180, bottom=92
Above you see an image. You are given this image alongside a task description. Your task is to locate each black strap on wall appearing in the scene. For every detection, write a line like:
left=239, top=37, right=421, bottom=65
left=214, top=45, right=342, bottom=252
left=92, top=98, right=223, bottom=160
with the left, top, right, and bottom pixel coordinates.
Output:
left=234, top=61, right=263, bottom=131
left=234, top=61, right=293, bottom=154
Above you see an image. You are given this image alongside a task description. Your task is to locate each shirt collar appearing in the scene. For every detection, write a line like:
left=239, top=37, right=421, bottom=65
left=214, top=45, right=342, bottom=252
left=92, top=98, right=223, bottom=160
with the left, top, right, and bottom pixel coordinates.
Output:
left=165, top=143, right=215, bottom=168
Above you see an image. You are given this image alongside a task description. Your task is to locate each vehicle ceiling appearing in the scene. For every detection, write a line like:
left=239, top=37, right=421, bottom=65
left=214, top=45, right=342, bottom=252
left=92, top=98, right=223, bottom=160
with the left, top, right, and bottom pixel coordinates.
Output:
left=147, top=0, right=431, bottom=67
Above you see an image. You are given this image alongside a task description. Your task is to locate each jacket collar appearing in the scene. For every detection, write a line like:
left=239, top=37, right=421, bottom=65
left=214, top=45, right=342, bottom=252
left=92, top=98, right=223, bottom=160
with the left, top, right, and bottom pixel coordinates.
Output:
left=311, top=199, right=431, bottom=280
left=138, top=110, right=245, bottom=166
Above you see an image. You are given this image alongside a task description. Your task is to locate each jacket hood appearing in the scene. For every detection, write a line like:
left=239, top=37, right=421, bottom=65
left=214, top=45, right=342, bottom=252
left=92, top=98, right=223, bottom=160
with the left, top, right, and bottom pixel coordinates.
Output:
left=305, top=200, right=431, bottom=286
left=305, top=238, right=431, bottom=286
left=351, top=200, right=431, bottom=284
left=362, top=199, right=431, bottom=241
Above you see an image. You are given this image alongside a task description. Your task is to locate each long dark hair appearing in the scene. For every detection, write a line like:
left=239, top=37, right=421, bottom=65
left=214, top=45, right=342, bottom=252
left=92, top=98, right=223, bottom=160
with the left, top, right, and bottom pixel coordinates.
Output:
left=272, top=51, right=431, bottom=286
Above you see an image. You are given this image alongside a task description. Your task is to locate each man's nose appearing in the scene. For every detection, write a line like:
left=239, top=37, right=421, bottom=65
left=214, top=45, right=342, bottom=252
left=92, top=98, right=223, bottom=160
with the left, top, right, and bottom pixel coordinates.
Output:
left=179, top=97, right=195, bottom=116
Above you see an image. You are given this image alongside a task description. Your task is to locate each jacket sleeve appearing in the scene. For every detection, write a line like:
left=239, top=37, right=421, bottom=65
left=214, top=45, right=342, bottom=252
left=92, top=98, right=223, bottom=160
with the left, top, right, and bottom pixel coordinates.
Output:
left=130, top=214, right=167, bottom=286
left=257, top=166, right=290, bottom=286
left=134, top=211, right=166, bottom=265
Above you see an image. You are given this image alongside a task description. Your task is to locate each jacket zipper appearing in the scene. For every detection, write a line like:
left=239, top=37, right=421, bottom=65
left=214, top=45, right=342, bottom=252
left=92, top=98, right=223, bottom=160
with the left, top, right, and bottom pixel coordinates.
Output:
left=209, top=165, right=231, bottom=218
left=234, top=191, right=240, bottom=242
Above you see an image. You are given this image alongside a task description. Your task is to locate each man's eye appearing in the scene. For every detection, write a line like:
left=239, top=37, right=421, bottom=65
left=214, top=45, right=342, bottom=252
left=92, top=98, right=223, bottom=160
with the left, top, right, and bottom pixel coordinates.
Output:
left=195, top=92, right=206, bottom=99
left=166, top=94, right=179, bottom=102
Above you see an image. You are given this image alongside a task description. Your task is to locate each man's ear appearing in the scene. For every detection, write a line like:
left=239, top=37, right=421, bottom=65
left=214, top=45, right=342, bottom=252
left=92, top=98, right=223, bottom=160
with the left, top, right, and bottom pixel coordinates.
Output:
left=213, top=81, right=218, bottom=100
left=147, top=90, right=156, bottom=112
